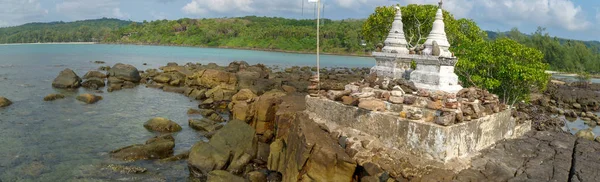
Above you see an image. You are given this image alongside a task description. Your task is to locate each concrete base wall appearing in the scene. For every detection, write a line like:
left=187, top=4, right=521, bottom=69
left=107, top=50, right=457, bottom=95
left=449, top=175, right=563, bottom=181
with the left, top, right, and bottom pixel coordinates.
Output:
left=305, top=96, right=528, bottom=163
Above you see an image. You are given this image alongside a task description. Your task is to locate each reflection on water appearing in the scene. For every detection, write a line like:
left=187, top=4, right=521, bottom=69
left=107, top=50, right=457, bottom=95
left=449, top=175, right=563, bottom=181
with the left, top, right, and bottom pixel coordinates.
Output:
left=563, top=115, right=600, bottom=137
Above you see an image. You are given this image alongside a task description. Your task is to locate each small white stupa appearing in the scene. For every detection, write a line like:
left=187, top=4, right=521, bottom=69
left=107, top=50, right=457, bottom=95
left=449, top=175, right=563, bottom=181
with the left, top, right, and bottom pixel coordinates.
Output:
left=423, top=1, right=452, bottom=57
left=381, top=6, right=410, bottom=55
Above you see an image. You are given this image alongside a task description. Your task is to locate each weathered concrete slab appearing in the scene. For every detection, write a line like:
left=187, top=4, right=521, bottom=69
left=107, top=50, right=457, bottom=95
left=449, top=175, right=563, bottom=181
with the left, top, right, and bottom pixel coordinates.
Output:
left=305, top=96, right=525, bottom=164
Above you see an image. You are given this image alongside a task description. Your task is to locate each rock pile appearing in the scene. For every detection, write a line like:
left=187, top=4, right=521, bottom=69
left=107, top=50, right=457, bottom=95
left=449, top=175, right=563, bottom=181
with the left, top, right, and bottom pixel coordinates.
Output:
left=82, top=70, right=106, bottom=89
left=107, top=63, right=141, bottom=92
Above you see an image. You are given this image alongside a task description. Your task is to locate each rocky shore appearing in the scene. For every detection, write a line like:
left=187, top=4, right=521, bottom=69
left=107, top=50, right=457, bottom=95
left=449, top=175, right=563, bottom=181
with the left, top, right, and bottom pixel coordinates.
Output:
left=40, top=61, right=600, bottom=181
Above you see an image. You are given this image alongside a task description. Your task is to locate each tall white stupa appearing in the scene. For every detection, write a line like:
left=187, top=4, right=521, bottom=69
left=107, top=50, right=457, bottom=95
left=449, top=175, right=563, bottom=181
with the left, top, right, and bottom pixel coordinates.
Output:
left=423, top=1, right=452, bottom=57
left=381, top=6, right=410, bottom=55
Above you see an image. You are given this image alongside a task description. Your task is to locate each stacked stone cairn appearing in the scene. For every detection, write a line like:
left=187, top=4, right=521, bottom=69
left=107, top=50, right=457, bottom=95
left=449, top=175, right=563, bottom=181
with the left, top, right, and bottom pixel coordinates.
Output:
left=307, top=75, right=320, bottom=97
left=324, top=79, right=506, bottom=126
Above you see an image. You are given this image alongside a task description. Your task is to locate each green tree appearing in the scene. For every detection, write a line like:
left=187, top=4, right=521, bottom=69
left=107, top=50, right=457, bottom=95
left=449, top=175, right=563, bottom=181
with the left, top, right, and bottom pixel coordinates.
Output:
left=361, top=4, right=486, bottom=50
left=455, top=38, right=550, bottom=105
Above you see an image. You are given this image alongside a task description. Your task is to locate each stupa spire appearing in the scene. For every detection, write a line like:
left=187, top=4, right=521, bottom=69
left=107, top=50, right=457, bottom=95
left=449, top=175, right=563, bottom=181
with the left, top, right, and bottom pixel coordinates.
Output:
left=381, top=6, right=409, bottom=55
left=423, top=3, right=452, bottom=57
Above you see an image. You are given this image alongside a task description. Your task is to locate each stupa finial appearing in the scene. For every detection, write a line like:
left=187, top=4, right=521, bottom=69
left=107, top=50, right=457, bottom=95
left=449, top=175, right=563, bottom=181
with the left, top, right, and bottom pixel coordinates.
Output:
left=438, top=0, right=443, bottom=9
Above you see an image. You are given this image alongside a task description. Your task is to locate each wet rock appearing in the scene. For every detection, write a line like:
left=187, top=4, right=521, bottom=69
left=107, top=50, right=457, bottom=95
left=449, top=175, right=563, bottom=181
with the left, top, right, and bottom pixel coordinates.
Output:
left=82, top=78, right=106, bottom=88
left=93, top=61, right=106, bottom=64
left=111, top=134, right=175, bottom=161
left=188, top=120, right=256, bottom=180
left=143, top=117, right=182, bottom=132
left=358, top=98, right=386, bottom=111
left=83, top=70, right=107, bottom=79
left=246, top=171, right=267, bottom=182
left=76, top=93, right=102, bottom=104
left=43, top=94, right=65, bottom=101
left=0, top=97, right=12, bottom=107
left=207, top=170, right=246, bottom=182
left=188, top=119, right=223, bottom=133
left=576, top=129, right=595, bottom=141
left=107, top=77, right=124, bottom=84
left=160, top=151, right=190, bottom=162
left=52, top=68, right=82, bottom=89
left=107, top=63, right=141, bottom=82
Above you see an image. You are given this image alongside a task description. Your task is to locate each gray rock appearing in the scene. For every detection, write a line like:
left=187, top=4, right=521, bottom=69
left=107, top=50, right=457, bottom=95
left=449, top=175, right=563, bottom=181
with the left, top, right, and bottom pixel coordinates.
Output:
left=52, top=68, right=82, bottom=89
left=83, top=70, right=107, bottom=79
left=107, top=63, right=141, bottom=83
left=432, top=41, right=441, bottom=56
left=0, top=97, right=12, bottom=107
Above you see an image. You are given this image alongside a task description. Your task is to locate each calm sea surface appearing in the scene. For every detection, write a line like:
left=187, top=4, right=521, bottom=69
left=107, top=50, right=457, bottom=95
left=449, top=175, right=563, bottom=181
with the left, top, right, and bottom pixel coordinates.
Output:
left=0, top=44, right=373, bottom=181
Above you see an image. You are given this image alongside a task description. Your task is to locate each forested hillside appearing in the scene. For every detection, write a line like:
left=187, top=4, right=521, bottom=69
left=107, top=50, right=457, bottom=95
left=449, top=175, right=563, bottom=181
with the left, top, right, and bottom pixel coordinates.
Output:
left=488, top=28, right=600, bottom=73
left=0, top=18, right=131, bottom=43
left=104, top=16, right=368, bottom=55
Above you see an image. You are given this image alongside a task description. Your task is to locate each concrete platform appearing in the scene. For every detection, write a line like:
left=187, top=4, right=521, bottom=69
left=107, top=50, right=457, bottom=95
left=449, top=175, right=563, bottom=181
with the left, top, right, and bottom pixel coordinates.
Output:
left=305, top=96, right=530, bottom=164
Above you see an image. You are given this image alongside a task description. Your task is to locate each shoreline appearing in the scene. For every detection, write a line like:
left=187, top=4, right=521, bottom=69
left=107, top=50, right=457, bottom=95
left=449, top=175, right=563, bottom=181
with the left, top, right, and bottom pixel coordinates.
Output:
left=0, top=42, right=97, bottom=46
left=99, top=42, right=374, bottom=58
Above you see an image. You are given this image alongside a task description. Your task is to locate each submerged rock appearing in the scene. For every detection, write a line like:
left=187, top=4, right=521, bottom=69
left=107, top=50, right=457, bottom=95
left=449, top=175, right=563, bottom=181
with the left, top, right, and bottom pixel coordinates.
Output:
left=110, top=134, right=175, bottom=161
left=52, top=68, right=82, bottom=89
left=143, top=117, right=182, bottom=133
left=576, top=129, right=596, bottom=141
left=103, top=164, right=147, bottom=174
left=82, top=78, right=106, bottom=89
left=76, top=94, right=103, bottom=104
left=188, top=119, right=223, bottom=133
left=207, top=170, right=246, bottom=182
left=0, top=97, right=12, bottom=107
left=43, top=94, right=65, bottom=101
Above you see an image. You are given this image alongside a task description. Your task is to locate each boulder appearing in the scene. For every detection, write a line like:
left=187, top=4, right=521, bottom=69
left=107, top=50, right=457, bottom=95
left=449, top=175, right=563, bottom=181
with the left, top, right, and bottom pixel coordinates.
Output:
left=52, top=68, right=82, bottom=89
left=76, top=94, right=103, bottom=104
left=0, top=97, right=12, bottom=107
left=576, top=129, right=595, bottom=141
left=192, top=69, right=236, bottom=88
left=43, top=94, right=65, bottom=101
left=251, top=90, right=286, bottom=134
left=83, top=70, right=107, bottom=79
left=358, top=98, right=386, bottom=111
left=188, top=120, right=257, bottom=179
left=232, top=89, right=257, bottom=102
left=231, top=101, right=255, bottom=122
left=107, top=63, right=141, bottom=82
left=246, top=171, right=267, bottom=182
left=82, top=78, right=106, bottom=88
left=188, top=119, right=223, bottom=133
left=143, top=117, right=182, bottom=132
left=110, top=134, right=175, bottom=161
left=207, top=170, right=247, bottom=182
left=267, top=113, right=356, bottom=182
left=236, top=71, right=262, bottom=89
left=341, top=96, right=359, bottom=106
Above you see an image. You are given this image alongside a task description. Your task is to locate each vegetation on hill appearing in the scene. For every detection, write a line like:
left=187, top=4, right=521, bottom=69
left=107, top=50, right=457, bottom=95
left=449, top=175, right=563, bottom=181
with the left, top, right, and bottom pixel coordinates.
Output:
left=104, top=16, right=368, bottom=55
left=488, top=28, right=600, bottom=73
left=0, top=18, right=131, bottom=43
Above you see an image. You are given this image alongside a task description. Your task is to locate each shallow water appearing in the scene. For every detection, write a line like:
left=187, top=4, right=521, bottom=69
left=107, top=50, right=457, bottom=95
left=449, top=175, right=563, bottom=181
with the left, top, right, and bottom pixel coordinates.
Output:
left=0, top=44, right=374, bottom=181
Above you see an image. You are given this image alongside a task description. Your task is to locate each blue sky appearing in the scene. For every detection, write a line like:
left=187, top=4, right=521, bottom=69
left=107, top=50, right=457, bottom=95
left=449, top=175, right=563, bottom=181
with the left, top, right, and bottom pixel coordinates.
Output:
left=1, top=0, right=599, bottom=41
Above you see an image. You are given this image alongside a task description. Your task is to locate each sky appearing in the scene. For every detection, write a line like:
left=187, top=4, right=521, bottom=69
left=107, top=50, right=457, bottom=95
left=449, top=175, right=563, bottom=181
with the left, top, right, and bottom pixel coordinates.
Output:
left=0, top=0, right=599, bottom=41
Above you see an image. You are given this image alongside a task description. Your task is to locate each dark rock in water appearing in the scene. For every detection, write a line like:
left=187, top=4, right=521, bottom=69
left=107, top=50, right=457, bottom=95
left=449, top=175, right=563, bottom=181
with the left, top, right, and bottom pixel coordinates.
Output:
left=82, top=78, right=106, bottom=89
left=188, top=119, right=223, bottom=133
left=83, top=70, right=107, bottom=79
left=99, top=66, right=111, bottom=71
left=576, top=129, right=595, bottom=141
left=103, top=164, right=146, bottom=174
left=107, top=77, right=124, bottom=84
left=143, top=117, right=182, bottom=133
left=107, top=63, right=141, bottom=83
left=107, top=84, right=122, bottom=92
left=207, top=170, right=246, bottom=182
left=162, top=86, right=186, bottom=94
left=188, top=120, right=256, bottom=180
left=93, top=61, right=106, bottom=64
left=0, top=97, right=12, bottom=107
left=76, top=94, right=102, bottom=104
left=52, top=68, right=82, bottom=89
left=43, top=94, right=65, bottom=101
left=110, top=134, right=175, bottom=161
left=160, top=151, right=189, bottom=162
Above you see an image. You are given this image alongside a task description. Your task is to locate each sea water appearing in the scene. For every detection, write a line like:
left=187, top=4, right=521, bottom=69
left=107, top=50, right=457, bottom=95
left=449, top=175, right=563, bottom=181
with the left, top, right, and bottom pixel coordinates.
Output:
left=0, top=44, right=373, bottom=181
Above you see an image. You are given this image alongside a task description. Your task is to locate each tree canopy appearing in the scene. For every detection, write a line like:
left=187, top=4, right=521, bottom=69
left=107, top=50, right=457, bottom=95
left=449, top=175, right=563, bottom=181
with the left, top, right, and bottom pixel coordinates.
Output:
left=0, top=18, right=131, bottom=43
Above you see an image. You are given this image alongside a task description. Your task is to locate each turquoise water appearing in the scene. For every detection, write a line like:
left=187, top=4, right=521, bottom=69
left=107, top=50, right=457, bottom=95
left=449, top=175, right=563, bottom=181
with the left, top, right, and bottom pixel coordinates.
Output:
left=0, top=44, right=374, bottom=181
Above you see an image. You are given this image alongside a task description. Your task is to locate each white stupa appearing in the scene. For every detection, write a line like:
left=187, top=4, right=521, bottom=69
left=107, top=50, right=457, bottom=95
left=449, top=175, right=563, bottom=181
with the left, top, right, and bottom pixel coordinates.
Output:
left=423, top=4, right=452, bottom=57
left=381, top=6, right=410, bottom=55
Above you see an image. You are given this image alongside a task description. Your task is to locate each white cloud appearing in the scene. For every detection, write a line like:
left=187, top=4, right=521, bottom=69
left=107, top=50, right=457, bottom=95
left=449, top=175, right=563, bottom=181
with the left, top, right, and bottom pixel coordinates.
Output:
left=56, top=0, right=129, bottom=20
left=0, top=0, right=48, bottom=27
left=401, top=0, right=590, bottom=31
